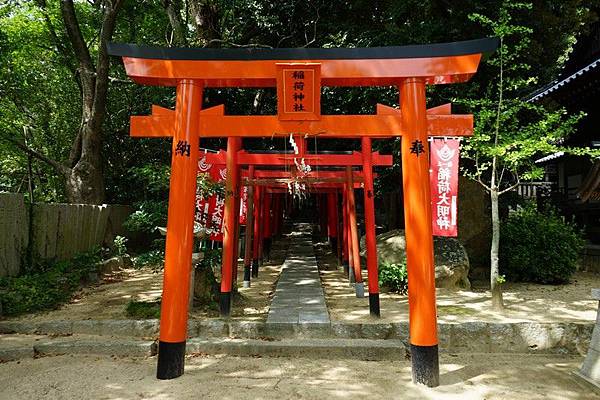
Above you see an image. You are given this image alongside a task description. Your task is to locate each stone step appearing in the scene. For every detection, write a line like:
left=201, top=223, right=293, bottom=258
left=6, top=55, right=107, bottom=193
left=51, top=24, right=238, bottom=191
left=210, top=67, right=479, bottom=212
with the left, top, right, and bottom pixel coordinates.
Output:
left=186, top=337, right=408, bottom=360
left=1, top=334, right=406, bottom=361
left=0, top=319, right=593, bottom=355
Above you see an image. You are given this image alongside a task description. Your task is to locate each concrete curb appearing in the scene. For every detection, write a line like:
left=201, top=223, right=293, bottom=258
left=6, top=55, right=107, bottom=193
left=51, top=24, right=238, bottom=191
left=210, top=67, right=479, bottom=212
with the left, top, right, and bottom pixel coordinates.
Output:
left=0, top=347, right=34, bottom=362
left=186, top=338, right=407, bottom=360
left=33, top=337, right=156, bottom=357
left=0, top=319, right=593, bottom=355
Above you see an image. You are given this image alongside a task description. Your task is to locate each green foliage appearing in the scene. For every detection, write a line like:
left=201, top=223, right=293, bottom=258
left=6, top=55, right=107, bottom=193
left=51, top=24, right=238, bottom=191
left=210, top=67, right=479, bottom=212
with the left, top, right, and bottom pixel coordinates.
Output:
left=125, top=299, right=161, bottom=319
left=500, top=205, right=585, bottom=284
left=124, top=200, right=168, bottom=234
left=133, top=249, right=165, bottom=271
left=1, top=1, right=595, bottom=204
left=113, top=235, right=128, bottom=256
left=378, top=261, right=408, bottom=295
left=461, top=2, right=596, bottom=193
left=197, top=248, right=222, bottom=272
left=0, top=249, right=101, bottom=316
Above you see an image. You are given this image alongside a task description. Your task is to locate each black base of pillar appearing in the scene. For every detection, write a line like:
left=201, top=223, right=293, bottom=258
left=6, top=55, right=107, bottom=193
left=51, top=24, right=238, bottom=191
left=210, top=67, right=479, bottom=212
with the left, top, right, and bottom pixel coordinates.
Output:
left=243, top=265, right=251, bottom=282
left=343, top=262, right=349, bottom=276
left=369, top=293, right=380, bottom=317
left=156, top=341, right=186, bottom=380
left=251, top=259, right=259, bottom=278
left=263, top=238, right=272, bottom=261
left=220, top=292, right=231, bottom=317
left=410, top=344, right=439, bottom=387
left=329, top=237, right=337, bottom=252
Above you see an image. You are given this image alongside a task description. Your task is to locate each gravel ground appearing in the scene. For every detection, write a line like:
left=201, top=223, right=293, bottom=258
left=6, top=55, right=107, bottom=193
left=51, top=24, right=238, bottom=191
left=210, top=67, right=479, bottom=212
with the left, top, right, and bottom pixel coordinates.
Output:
left=0, top=353, right=597, bottom=400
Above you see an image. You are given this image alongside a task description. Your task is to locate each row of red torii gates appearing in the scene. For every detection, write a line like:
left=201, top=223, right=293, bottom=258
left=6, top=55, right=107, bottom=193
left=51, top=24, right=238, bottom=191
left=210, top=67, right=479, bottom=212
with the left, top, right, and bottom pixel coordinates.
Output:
left=193, top=139, right=394, bottom=305
left=109, top=37, right=497, bottom=387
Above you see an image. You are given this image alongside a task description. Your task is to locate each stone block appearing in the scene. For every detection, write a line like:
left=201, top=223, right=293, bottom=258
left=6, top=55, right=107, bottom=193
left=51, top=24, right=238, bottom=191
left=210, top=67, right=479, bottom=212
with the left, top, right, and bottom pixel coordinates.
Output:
left=361, top=323, right=393, bottom=339
left=392, top=322, right=409, bottom=342
left=228, top=321, right=265, bottom=339
left=72, top=320, right=99, bottom=335
left=451, top=321, right=489, bottom=352
left=198, top=320, right=228, bottom=337
left=437, top=323, right=452, bottom=350
left=581, top=348, right=600, bottom=381
left=330, top=322, right=362, bottom=339
left=515, top=322, right=551, bottom=351
left=36, top=320, right=73, bottom=336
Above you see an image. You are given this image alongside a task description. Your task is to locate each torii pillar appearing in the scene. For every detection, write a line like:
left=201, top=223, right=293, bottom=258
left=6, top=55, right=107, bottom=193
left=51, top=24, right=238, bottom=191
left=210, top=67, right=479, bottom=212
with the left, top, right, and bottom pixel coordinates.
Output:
left=362, top=137, right=380, bottom=317
left=156, top=81, right=201, bottom=380
left=400, top=78, right=439, bottom=386
left=243, top=166, right=255, bottom=288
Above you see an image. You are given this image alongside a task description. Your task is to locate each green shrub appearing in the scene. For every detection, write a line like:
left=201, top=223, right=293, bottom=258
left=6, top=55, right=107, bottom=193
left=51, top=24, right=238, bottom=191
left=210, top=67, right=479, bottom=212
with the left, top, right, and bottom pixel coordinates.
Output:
left=113, top=235, right=128, bottom=256
left=0, top=249, right=101, bottom=316
left=125, top=300, right=161, bottom=319
left=378, top=261, right=408, bottom=295
left=500, top=205, right=585, bottom=284
left=133, top=249, right=164, bottom=271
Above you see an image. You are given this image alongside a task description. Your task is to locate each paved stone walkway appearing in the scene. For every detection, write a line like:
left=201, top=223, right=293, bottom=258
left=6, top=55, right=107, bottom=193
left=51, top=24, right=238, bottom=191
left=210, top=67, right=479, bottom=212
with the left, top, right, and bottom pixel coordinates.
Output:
left=267, top=224, right=330, bottom=324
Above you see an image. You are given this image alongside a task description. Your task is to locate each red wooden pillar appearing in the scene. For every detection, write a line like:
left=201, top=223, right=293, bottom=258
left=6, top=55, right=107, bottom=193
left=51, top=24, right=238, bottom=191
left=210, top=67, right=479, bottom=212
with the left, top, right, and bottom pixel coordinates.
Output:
left=362, top=137, right=380, bottom=317
left=274, top=194, right=283, bottom=236
left=319, top=194, right=328, bottom=237
left=252, top=186, right=262, bottom=277
left=327, top=192, right=338, bottom=251
left=400, top=78, right=439, bottom=387
left=336, top=191, right=342, bottom=262
left=262, top=191, right=272, bottom=261
left=232, top=153, right=242, bottom=289
left=220, top=136, right=240, bottom=317
left=342, top=188, right=349, bottom=276
left=156, top=81, right=202, bottom=380
left=243, top=166, right=255, bottom=287
left=346, top=166, right=364, bottom=297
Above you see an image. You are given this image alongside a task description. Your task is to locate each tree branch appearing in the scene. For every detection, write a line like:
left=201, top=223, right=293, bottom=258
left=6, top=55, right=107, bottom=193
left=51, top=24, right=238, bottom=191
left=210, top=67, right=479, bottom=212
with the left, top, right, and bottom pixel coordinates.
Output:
left=60, top=0, right=95, bottom=72
left=161, top=0, right=187, bottom=46
left=4, top=136, right=70, bottom=177
left=499, top=172, right=520, bottom=195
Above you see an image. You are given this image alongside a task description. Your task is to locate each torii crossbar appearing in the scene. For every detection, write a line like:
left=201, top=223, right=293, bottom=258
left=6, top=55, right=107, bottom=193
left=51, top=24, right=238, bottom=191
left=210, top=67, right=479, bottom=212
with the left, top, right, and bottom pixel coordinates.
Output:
left=109, top=37, right=497, bottom=387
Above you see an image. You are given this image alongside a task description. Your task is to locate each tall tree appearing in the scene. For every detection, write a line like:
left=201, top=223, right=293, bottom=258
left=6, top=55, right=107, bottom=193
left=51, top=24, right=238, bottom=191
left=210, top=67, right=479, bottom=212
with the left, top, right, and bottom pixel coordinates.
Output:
left=461, top=1, right=597, bottom=309
left=3, top=0, right=123, bottom=204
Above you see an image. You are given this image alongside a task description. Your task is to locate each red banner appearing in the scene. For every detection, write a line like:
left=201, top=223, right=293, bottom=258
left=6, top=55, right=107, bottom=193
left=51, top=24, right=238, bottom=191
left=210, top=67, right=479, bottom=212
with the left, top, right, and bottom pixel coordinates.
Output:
left=239, top=186, right=248, bottom=225
left=195, top=153, right=248, bottom=241
left=430, top=138, right=459, bottom=237
left=195, top=155, right=226, bottom=241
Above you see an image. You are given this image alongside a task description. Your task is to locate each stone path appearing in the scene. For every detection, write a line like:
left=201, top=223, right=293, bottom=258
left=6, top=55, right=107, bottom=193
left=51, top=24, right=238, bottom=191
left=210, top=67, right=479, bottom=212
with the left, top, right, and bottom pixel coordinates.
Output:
left=267, top=224, right=330, bottom=324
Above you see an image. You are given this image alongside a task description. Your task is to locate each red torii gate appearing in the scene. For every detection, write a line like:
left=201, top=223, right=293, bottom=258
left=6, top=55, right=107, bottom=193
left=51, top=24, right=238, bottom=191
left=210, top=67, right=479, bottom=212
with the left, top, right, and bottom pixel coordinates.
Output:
left=187, top=139, right=394, bottom=311
left=109, top=37, right=496, bottom=386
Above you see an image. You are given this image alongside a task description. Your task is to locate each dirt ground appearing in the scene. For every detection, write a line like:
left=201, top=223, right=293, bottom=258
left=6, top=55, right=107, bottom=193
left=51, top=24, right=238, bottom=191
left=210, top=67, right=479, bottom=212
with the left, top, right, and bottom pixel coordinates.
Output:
left=10, top=236, right=289, bottom=323
left=314, top=237, right=599, bottom=324
left=7, top=232, right=598, bottom=325
left=0, top=353, right=596, bottom=400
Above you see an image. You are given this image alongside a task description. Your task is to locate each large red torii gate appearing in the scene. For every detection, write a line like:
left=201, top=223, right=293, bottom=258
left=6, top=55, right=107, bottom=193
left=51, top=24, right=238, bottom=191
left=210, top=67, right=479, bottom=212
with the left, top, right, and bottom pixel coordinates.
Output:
left=109, top=37, right=496, bottom=386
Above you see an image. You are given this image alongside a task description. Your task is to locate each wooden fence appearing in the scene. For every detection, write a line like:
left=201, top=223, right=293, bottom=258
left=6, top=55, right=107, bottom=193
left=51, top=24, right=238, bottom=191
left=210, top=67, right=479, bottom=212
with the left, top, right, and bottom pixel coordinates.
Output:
left=0, top=193, right=132, bottom=277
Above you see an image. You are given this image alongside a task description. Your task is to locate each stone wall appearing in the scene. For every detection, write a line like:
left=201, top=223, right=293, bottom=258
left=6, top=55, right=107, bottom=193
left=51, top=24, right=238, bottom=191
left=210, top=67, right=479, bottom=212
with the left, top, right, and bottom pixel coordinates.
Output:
left=0, top=193, right=132, bottom=277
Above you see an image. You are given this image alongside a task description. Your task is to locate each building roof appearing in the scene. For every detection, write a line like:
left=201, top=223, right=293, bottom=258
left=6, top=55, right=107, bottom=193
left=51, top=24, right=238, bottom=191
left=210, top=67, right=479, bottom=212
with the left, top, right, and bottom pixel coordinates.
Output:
left=526, top=56, right=600, bottom=102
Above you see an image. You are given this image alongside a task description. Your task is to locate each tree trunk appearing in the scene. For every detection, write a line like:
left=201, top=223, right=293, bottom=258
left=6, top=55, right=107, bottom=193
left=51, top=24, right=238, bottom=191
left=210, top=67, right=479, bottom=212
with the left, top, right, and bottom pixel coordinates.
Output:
left=59, top=0, right=122, bottom=204
left=490, top=188, right=504, bottom=310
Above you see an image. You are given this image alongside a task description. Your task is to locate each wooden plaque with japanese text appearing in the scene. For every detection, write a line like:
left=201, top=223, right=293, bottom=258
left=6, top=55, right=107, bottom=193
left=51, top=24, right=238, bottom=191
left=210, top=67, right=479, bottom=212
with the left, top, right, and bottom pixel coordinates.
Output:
left=276, top=63, right=321, bottom=121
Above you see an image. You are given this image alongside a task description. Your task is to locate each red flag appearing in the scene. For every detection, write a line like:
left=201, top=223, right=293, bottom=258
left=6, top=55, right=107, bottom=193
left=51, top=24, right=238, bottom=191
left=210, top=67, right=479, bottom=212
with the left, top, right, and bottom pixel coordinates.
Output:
left=430, top=138, right=459, bottom=237
left=194, top=154, right=227, bottom=241
left=239, top=186, right=248, bottom=224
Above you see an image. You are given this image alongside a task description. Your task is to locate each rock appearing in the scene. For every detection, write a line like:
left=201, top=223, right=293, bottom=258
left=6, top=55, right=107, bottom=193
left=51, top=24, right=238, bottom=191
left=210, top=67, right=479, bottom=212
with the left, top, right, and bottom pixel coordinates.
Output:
left=122, top=254, right=134, bottom=269
left=96, top=256, right=124, bottom=275
left=360, top=229, right=470, bottom=290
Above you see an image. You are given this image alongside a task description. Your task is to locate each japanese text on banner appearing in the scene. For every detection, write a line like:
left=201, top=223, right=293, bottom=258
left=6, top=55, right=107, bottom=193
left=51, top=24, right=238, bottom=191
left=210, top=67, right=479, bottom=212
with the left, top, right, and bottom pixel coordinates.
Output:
left=430, top=138, right=460, bottom=237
